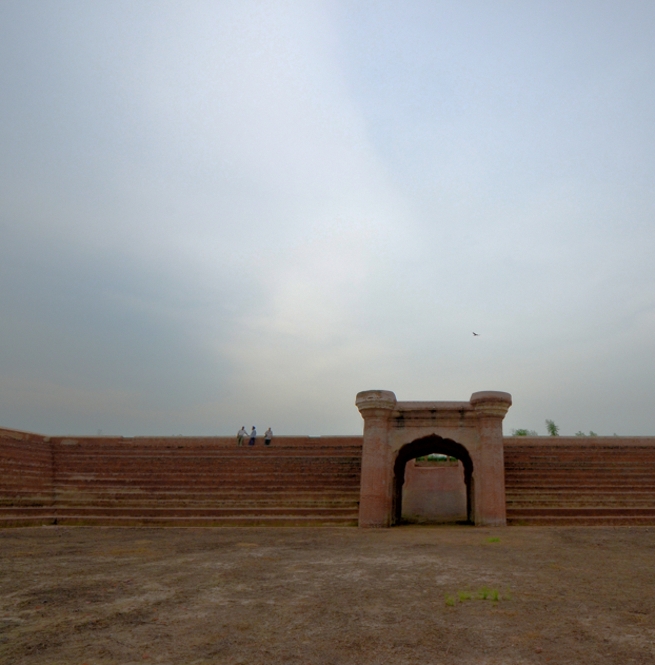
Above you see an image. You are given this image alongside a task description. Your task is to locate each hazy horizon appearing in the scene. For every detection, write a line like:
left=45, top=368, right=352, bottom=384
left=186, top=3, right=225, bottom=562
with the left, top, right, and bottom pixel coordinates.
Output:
left=1, top=1, right=654, bottom=437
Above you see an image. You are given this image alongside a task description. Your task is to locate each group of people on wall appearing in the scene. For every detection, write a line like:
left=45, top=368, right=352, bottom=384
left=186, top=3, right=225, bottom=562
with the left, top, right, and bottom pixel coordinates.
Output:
left=237, top=426, right=273, bottom=447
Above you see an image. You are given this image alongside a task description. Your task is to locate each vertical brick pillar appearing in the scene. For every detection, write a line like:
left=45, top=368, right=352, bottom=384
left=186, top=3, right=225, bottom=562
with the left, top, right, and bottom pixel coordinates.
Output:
left=470, top=391, right=512, bottom=526
left=356, top=390, right=397, bottom=528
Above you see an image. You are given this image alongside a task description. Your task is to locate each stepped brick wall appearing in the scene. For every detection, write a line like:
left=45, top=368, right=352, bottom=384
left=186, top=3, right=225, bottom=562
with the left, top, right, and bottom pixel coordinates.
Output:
left=0, top=432, right=362, bottom=527
left=0, top=428, right=53, bottom=513
left=2, top=430, right=655, bottom=527
left=505, top=437, right=655, bottom=525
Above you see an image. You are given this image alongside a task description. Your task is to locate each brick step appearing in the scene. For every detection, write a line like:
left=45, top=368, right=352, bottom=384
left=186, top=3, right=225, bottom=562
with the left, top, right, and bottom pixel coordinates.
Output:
left=52, top=489, right=360, bottom=499
left=61, top=515, right=360, bottom=527
left=57, top=465, right=361, bottom=473
left=505, top=467, right=655, bottom=478
left=0, top=443, right=51, bottom=452
left=507, top=499, right=655, bottom=509
left=2, top=495, right=359, bottom=507
left=0, top=516, right=56, bottom=528
left=507, top=515, right=655, bottom=526
left=0, top=465, right=52, bottom=473
left=505, top=463, right=655, bottom=468
left=506, top=486, right=655, bottom=492
left=0, top=507, right=54, bottom=516
left=505, top=481, right=655, bottom=488
left=56, top=452, right=361, bottom=460
left=55, top=477, right=360, bottom=492
left=504, top=446, right=655, bottom=450
left=54, top=463, right=360, bottom=471
left=49, top=500, right=359, bottom=510
left=51, top=490, right=359, bottom=499
left=55, top=467, right=361, bottom=482
left=52, top=481, right=361, bottom=490
left=506, top=489, right=655, bottom=497
left=51, top=489, right=359, bottom=497
left=54, top=449, right=363, bottom=458
left=0, top=515, right=359, bottom=528
left=506, top=493, right=655, bottom=502
left=504, top=448, right=655, bottom=453
left=0, top=483, right=53, bottom=492
left=56, top=460, right=361, bottom=467
left=55, top=446, right=362, bottom=462
left=506, top=481, right=655, bottom=488
left=0, top=506, right=358, bottom=518
left=506, top=452, right=655, bottom=456
left=55, top=468, right=361, bottom=477
left=505, top=463, right=655, bottom=470
left=505, top=459, right=655, bottom=466
left=0, top=496, right=53, bottom=506
left=505, top=467, right=655, bottom=474
left=54, top=459, right=361, bottom=466
left=56, top=468, right=362, bottom=477
left=507, top=507, right=655, bottom=517
left=51, top=489, right=360, bottom=498
left=56, top=465, right=361, bottom=474
left=0, top=459, right=52, bottom=470
left=53, top=483, right=360, bottom=492
left=56, top=449, right=362, bottom=456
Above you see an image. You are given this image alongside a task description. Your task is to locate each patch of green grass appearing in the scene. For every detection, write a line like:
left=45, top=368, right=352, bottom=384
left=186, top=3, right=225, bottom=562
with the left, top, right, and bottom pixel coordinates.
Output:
left=486, top=537, right=500, bottom=543
left=447, top=587, right=508, bottom=605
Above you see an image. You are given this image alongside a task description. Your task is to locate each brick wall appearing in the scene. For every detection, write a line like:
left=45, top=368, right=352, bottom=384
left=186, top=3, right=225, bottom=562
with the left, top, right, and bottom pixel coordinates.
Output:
left=2, top=431, right=655, bottom=527
left=504, top=436, right=655, bottom=525
left=0, top=428, right=54, bottom=525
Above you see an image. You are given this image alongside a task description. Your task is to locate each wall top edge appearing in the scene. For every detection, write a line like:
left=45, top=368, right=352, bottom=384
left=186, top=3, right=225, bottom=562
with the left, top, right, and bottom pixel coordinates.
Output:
left=504, top=436, right=655, bottom=447
left=5, top=431, right=655, bottom=446
left=395, top=401, right=473, bottom=412
left=0, top=427, right=46, bottom=441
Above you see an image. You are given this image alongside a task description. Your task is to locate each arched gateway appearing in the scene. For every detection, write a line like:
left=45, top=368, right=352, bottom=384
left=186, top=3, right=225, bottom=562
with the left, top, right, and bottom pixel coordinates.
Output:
left=356, top=390, right=512, bottom=527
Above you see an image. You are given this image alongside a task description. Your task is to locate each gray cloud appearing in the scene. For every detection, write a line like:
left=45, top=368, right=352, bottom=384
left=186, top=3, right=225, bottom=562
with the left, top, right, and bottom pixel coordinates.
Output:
left=1, top=1, right=654, bottom=436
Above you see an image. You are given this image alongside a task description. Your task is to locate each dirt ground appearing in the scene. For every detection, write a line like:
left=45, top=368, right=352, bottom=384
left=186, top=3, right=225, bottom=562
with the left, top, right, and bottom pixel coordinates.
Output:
left=1, top=526, right=654, bottom=665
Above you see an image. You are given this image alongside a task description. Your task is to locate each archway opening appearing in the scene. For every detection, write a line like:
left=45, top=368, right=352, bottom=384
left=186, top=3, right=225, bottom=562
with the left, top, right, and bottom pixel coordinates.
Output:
left=392, top=435, right=473, bottom=525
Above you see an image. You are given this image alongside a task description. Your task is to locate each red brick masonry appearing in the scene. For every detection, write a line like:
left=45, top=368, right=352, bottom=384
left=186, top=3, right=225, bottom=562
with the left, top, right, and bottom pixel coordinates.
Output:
left=1, top=428, right=654, bottom=527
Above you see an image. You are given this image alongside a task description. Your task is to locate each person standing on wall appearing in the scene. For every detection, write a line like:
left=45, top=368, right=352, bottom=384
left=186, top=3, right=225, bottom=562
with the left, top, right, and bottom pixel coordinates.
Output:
left=249, top=426, right=257, bottom=446
left=237, top=426, right=247, bottom=447
left=264, top=427, right=273, bottom=446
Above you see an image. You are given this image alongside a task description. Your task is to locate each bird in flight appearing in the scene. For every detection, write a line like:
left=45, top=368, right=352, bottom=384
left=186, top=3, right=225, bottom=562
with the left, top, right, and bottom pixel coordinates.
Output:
left=472, top=332, right=480, bottom=336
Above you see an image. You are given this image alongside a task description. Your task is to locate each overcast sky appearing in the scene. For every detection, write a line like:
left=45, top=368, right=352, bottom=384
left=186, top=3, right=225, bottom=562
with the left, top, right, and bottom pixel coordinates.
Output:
left=1, top=1, right=654, bottom=436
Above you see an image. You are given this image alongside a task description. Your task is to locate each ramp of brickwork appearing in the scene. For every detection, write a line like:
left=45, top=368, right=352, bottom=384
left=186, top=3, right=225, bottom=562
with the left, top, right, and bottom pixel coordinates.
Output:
left=505, top=437, right=655, bottom=525
left=0, top=431, right=363, bottom=527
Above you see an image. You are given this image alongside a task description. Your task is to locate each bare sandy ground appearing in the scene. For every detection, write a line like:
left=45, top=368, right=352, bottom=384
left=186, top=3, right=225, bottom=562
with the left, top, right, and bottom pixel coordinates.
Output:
left=1, top=526, right=654, bottom=664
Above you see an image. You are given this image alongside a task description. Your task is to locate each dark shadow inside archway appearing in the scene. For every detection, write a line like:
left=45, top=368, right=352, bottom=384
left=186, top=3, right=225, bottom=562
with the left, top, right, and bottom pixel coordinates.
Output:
left=392, top=435, right=474, bottom=525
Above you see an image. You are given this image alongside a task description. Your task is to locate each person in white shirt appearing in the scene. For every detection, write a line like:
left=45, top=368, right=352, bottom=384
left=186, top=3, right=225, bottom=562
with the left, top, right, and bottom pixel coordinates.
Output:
left=264, top=428, right=273, bottom=446
left=237, top=426, right=247, bottom=447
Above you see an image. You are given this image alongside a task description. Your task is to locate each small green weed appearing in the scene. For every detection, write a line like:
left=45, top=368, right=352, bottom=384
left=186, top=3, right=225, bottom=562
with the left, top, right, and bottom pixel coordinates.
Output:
left=447, top=588, right=506, bottom=605
left=478, top=587, right=501, bottom=601
left=486, top=537, right=500, bottom=543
